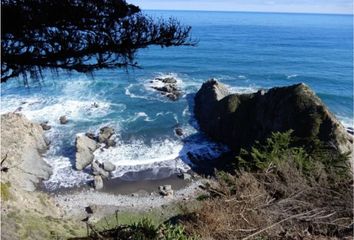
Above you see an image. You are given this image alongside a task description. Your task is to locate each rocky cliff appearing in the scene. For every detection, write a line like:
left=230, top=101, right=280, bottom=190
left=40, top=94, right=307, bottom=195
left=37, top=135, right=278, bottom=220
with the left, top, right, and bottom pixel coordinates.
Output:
left=1, top=113, right=52, bottom=191
left=194, top=80, right=352, bottom=154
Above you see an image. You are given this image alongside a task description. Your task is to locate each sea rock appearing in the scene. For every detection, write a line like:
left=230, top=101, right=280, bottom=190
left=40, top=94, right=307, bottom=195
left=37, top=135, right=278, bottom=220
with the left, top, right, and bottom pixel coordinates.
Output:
left=194, top=80, right=353, bottom=155
left=91, top=161, right=109, bottom=178
left=175, top=128, right=184, bottom=136
left=102, top=161, right=116, bottom=172
left=59, top=115, right=68, bottom=124
left=151, top=76, right=182, bottom=101
left=0, top=113, right=52, bottom=191
left=40, top=122, right=51, bottom=131
left=93, top=176, right=103, bottom=190
left=105, top=139, right=116, bottom=148
left=98, top=126, right=115, bottom=144
left=75, top=135, right=99, bottom=171
left=85, top=132, right=96, bottom=141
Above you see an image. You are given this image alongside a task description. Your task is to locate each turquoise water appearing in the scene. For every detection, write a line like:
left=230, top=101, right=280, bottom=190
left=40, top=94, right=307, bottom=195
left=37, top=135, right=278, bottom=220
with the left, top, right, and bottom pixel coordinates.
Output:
left=1, top=11, right=353, bottom=189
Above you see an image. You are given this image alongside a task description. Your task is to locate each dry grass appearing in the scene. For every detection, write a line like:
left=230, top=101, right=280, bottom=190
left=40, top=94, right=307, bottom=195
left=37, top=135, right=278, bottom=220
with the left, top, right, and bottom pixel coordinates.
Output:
left=180, top=160, right=353, bottom=240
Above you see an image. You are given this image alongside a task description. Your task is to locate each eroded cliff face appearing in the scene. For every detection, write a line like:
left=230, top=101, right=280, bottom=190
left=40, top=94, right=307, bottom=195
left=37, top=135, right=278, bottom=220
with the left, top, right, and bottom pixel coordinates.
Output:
left=0, top=113, right=84, bottom=240
left=1, top=113, right=52, bottom=192
left=194, top=80, right=353, bottom=154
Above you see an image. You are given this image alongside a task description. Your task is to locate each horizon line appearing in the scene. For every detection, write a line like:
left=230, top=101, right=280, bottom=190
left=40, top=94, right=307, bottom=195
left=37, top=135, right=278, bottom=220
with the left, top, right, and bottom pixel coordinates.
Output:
left=141, top=8, right=354, bottom=16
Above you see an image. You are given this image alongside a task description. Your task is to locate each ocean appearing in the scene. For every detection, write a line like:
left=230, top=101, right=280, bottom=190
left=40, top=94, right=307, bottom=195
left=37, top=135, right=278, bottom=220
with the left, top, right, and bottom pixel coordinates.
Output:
left=1, top=10, right=353, bottom=190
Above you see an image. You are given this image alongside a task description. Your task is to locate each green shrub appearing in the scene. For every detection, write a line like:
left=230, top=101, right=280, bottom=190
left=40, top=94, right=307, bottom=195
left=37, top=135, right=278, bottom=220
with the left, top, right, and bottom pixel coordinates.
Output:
left=235, top=130, right=350, bottom=179
left=159, top=224, right=198, bottom=240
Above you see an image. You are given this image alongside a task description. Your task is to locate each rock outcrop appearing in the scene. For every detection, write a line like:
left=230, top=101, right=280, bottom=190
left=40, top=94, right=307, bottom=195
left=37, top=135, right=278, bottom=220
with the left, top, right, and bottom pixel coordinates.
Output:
left=98, top=126, right=116, bottom=148
left=75, top=135, right=99, bottom=170
left=150, top=76, right=182, bottom=101
left=59, top=115, right=68, bottom=124
left=1, top=113, right=52, bottom=191
left=194, top=80, right=352, bottom=154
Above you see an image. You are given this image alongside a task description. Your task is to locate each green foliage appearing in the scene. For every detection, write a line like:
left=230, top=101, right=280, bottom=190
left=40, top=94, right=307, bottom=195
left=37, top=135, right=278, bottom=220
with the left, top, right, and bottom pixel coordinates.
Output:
left=159, top=224, right=198, bottom=240
left=235, top=130, right=350, bottom=179
left=236, top=130, right=312, bottom=173
left=0, top=182, right=11, bottom=201
left=196, top=194, right=210, bottom=201
left=82, top=218, right=197, bottom=240
left=129, top=218, right=159, bottom=239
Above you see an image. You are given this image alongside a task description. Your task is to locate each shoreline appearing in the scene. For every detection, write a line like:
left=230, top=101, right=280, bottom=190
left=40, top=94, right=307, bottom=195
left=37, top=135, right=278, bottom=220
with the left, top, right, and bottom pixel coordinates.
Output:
left=53, top=176, right=206, bottom=220
left=43, top=168, right=206, bottom=220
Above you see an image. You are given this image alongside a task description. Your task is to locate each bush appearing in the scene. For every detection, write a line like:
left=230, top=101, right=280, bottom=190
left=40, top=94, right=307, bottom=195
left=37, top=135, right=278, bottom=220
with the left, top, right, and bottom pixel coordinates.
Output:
left=235, top=130, right=350, bottom=180
left=71, top=218, right=196, bottom=240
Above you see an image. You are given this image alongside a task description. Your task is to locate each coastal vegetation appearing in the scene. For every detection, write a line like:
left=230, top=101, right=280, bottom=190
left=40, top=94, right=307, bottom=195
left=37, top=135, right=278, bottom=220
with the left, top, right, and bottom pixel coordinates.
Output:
left=1, top=1, right=352, bottom=240
left=72, top=131, right=352, bottom=239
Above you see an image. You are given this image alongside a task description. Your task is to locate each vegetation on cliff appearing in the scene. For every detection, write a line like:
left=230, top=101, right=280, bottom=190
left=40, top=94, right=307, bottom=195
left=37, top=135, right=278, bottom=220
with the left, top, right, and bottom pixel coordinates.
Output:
left=73, top=132, right=352, bottom=239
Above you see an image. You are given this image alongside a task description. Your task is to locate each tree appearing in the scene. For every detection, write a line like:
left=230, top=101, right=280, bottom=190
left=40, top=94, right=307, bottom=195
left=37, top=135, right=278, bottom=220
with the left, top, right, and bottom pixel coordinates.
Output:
left=1, top=0, right=194, bottom=83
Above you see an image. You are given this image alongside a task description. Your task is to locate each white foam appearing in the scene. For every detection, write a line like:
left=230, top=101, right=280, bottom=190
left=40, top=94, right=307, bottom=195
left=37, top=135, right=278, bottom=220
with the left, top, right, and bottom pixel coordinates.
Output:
left=1, top=95, right=114, bottom=126
left=287, top=74, right=298, bottom=79
left=43, top=155, right=92, bottom=190
left=338, top=115, right=354, bottom=129
left=229, top=85, right=259, bottom=94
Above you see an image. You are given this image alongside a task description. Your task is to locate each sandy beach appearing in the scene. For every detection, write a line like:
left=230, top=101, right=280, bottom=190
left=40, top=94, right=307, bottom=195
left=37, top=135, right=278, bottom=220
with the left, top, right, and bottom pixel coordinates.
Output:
left=51, top=171, right=207, bottom=220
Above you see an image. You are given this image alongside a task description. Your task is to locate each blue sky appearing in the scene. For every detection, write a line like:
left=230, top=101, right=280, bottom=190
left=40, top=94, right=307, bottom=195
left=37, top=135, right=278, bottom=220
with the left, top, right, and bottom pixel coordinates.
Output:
left=129, top=0, right=353, bottom=14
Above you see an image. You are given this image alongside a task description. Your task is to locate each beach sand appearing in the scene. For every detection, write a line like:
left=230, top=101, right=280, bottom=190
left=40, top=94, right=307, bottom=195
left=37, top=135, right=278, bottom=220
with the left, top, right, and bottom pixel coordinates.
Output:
left=50, top=170, right=207, bottom=221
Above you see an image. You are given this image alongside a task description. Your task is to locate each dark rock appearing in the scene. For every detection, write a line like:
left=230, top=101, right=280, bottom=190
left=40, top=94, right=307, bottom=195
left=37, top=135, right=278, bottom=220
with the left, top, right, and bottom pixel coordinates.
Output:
left=194, top=80, right=352, bottom=154
left=347, top=127, right=354, bottom=136
left=151, top=76, right=182, bottom=101
left=40, top=122, right=51, bottom=131
left=175, top=128, right=184, bottom=136
left=59, top=115, right=68, bottom=124
left=85, top=206, right=94, bottom=214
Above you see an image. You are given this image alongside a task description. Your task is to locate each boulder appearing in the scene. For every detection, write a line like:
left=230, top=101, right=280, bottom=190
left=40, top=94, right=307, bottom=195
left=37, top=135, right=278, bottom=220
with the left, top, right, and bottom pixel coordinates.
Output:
left=59, top=115, right=68, bottom=124
left=194, top=80, right=352, bottom=155
left=175, top=128, right=184, bottom=136
left=159, top=185, right=173, bottom=197
left=98, top=126, right=115, bottom=144
left=151, top=76, right=182, bottom=101
left=40, top=122, right=51, bottom=131
left=75, top=135, right=99, bottom=170
left=93, top=176, right=103, bottom=190
left=0, top=113, right=52, bottom=191
left=105, top=139, right=116, bottom=148
left=91, top=161, right=109, bottom=178
left=102, top=161, right=116, bottom=172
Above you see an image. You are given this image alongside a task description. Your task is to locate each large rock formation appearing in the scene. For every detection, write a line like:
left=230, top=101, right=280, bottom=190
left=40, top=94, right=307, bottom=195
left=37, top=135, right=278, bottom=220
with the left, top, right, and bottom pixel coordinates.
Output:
left=194, top=80, right=352, bottom=154
left=1, top=113, right=52, bottom=191
left=75, top=135, right=99, bottom=170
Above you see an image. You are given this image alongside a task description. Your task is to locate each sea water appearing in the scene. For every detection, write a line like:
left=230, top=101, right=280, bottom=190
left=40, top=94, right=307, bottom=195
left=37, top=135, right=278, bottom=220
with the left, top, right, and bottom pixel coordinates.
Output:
left=1, top=11, right=353, bottom=190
